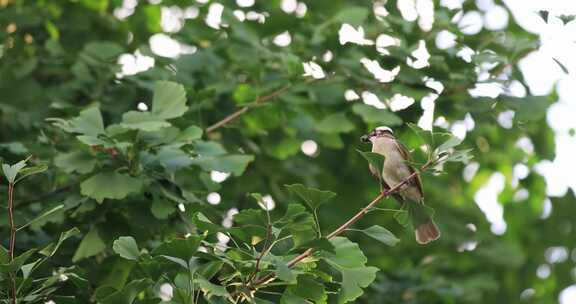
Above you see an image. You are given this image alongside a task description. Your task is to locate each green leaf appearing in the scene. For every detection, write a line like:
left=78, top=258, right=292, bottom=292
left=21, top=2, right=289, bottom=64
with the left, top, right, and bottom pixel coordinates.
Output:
left=2, top=159, right=28, bottom=183
left=16, top=163, right=48, bottom=183
left=357, top=150, right=385, bottom=178
left=333, top=6, right=369, bottom=26
left=360, top=225, right=400, bottom=246
left=316, top=113, right=355, bottom=133
left=279, top=204, right=317, bottom=248
left=55, top=151, right=96, bottom=174
left=233, top=83, right=257, bottom=104
left=288, top=275, right=327, bottom=303
left=100, top=279, right=152, bottom=304
left=501, top=96, right=551, bottom=122
left=72, top=107, right=105, bottom=136
left=285, top=184, right=336, bottom=211
left=0, top=249, right=36, bottom=273
left=150, top=198, right=176, bottom=219
left=72, top=227, right=106, bottom=262
left=321, top=237, right=379, bottom=304
left=436, top=133, right=463, bottom=154
left=80, top=172, right=144, bottom=203
left=352, top=103, right=403, bottom=126
left=152, top=236, right=203, bottom=261
left=274, top=259, right=296, bottom=283
left=553, top=58, right=569, bottom=74
left=18, top=204, right=64, bottom=231
left=191, top=155, right=254, bottom=176
left=113, top=236, right=140, bottom=261
left=152, top=81, right=188, bottom=119
left=120, top=111, right=171, bottom=131
left=196, top=276, right=231, bottom=299
left=176, top=125, right=203, bottom=142
left=39, top=227, right=81, bottom=257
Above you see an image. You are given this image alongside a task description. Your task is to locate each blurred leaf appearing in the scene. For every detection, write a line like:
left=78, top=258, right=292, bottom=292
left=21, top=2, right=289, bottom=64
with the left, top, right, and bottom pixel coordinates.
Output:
left=191, top=155, right=254, bottom=176
left=55, top=151, right=96, bottom=174
left=357, top=150, right=385, bottom=179
left=100, top=279, right=152, bottom=304
left=2, top=158, right=28, bottom=183
left=18, top=204, right=64, bottom=231
left=113, top=236, right=140, bottom=261
left=321, top=237, right=378, bottom=303
left=233, top=84, right=257, bottom=104
left=316, top=113, right=355, bottom=133
left=39, top=227, right=81, bottom=257
left=0, top=249, right=36, bottom=273
left=152, top=81, right=188, bottom=119
left=120, top=111, right=170, bottom=131
left=359, top=226, right=399, bottom=246
left=196, top=276, right=231, bottom=299
left=80, top=172, right=144, bottom=203
left=285, top=184, right=336, bottom=211
left=73, top=227, right=105, bottom=262
left=352, top=104, right=403, bottom=126
left=333, top=7, right=369, bottom=26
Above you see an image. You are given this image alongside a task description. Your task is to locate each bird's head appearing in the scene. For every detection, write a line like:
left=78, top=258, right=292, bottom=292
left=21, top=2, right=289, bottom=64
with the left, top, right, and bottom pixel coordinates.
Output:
left=360, top=126, right=395, bottom=143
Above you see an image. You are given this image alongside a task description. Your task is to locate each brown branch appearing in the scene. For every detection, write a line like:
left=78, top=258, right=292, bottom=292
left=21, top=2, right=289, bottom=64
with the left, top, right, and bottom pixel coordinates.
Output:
left=205, top=84, right=293, bottom=133
left=253, top=160, right=435, bottom=287
left=7, top=182, right=17, bottom=304
left=247, top=223, right=273, bottom=284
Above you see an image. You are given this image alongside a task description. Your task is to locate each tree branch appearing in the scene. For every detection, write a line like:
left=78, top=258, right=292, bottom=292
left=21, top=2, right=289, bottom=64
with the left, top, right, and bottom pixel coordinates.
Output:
left=7, top=182, right=17, bottom=304
left=252, top=160, right=435, bottom=287
left=205, top=84, right=293, bottom=133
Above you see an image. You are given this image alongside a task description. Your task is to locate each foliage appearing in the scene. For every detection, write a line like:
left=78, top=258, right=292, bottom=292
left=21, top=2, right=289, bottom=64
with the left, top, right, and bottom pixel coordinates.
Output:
left=0, top=0, right=570, bottom=303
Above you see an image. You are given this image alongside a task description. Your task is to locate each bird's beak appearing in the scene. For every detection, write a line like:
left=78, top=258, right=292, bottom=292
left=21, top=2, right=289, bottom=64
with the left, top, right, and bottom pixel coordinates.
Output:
left=360, top=134, right=371, bottom=143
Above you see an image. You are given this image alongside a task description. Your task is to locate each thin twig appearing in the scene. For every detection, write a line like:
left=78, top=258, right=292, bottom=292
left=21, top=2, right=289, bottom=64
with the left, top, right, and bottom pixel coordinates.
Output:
left=8, top=182, right=17, bottom=304
left=15, top=182, right=77, bottom=208
left=205, top=84, right=293, bottom=133
left=253, top=160, right=435, bottom=287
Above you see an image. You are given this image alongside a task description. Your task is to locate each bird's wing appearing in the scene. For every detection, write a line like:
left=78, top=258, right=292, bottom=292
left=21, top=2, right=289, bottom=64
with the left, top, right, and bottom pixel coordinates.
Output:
left=393, top=139, right=424, bottom=197
left=382, top=178, right=406, bottom=206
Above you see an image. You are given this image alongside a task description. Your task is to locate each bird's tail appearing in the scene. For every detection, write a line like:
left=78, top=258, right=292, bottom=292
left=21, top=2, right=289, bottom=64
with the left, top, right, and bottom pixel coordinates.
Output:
left=415, top=219, right=440, bottom=245
left=408, top=202, right=441, bottom=245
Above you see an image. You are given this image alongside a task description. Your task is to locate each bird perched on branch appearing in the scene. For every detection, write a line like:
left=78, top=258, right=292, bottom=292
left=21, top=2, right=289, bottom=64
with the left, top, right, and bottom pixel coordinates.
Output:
left=361, top=126, right=440, bottom=245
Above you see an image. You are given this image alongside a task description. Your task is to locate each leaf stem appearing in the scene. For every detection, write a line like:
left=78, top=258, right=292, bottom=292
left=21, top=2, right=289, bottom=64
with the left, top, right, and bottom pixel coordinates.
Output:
left=8, top=182, right=17, bottom=304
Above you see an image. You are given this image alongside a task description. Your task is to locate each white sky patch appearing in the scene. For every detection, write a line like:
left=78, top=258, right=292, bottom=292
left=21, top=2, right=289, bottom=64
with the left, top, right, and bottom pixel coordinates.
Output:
left=301, top=140, right=318, bottom=156
left=246, top=11, right=266, bottom=23
left=302, top=61, right=325, bottom=79
left=360, top=58, right=400, bottom=83
left=233, top=10, right=246, bottom=22
left=506, top=80, right=527, bottom=97
left=323, top=50, right=333, bottom=62
left=373, top=1, right=390, bottom=19
left=281, top=0, right=297, bottom=13
left=459, top=11, right=484, bottom=35
left=273, top=31, right=292, bottom=47
left=440, top=0, right=464, bottom=10
left=207, top=192, right=221, bottom=205
left=237, top=0, right=255, bottom=7
left=463, top=162, right=480, bottom=182
left=205, top=3, right=224, bottom=29
left=161, top=6, right=185, bottom=33
left=211, top=171, right=230, bottom=183
left=484, top=5, right=509, bottom=31
left=417, top=93, right=437, bottom=130
left=376, top=34, right=401, bottom=55
left=560, top=285, right=576, bottom=304
left=117, top=50, right=155, bottom=77
left=362, top=91, right=387, bottom=109
left=258, top=194, right=276, bottom=211
left=541, top=198, right=552, bottom=219
left=451, top=120, right=468, bottom=140
left=435, top=30, right=457, bottom=49
left=339, top=24, right=374, bottom=46
left=497, top=110, right=515, bottom=129
left=345, top=89, right=360, bottom=101
left=178, top=203, right=186, bottom=212
left=397, top=0, right=418, bottom=22
left=416, top=0, right=435, bottom=31
left=389, top=94, right=415, bottom=111
left=546, top=246, right=569, bottom=264
left=407, top=40, right=430, bottom=69
left=434, top=116, right=450, bottom=129
left=537, top=264, right=551, bottom=278
left=457, top=240, right=478, bottom=252
left=184, top=6, right=200, bottom=19
left=113, top=0, right=137, bottom=20
left=474, top=173, right=507, bottom=235
left=150, top=33, right=182, bottom=58
left=457, top=46, right=475, bottom=63
left=137, top=102, right=148, bottom=111
left=295, top=2, right=307, bottom=18
left=159, top=283, right=174, bottom=301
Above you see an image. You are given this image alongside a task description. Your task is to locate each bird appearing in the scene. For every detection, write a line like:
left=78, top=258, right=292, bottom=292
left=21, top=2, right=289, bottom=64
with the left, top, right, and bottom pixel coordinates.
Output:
left=361, top=126, right=440, bottom=245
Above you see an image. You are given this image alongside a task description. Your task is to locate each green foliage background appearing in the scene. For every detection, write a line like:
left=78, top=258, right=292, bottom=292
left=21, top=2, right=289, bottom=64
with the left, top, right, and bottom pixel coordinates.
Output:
left=0, top=0, right=574, bottom=303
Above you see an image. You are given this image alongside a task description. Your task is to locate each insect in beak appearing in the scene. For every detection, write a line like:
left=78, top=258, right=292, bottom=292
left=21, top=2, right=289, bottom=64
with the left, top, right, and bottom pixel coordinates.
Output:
left=360, top=134, right=371, bottom=143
